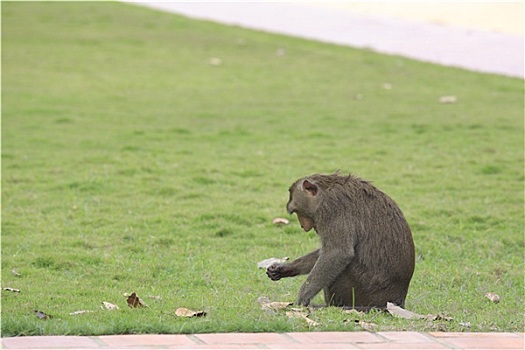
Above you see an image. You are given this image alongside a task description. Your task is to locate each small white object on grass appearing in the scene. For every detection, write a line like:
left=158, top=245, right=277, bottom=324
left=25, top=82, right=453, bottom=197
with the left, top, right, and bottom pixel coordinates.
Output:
left=257, top=257, right=289, bottom=269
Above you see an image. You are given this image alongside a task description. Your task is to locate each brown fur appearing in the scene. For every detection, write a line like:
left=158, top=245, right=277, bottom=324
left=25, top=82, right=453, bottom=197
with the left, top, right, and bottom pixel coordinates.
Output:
left=267, top=173, right=415, bottom=309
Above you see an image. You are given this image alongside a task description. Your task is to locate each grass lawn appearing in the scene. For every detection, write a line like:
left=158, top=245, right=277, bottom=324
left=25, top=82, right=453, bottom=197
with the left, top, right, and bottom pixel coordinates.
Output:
left=1, top=2, right=523, bottom=336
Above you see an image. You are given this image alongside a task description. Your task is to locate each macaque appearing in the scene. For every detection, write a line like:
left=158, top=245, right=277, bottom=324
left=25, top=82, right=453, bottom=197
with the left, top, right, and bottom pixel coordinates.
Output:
left=267, top=173, right=415, bottom=309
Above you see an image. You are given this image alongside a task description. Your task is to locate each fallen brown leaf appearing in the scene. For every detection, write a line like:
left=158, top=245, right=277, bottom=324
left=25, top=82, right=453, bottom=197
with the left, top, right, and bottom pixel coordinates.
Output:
left=343, top=309, right=365, bottom=317
left=175, top=307, right=206, bottom=318
left=34, top=310, right=51, bottom=319
left=3, top=287, right=20, bottom=293
left=342, top=311, right=377, bottom=331
left=257, top=296, right=292, bottom=313
left=69, top=310, right=94, bottom=316
left=127, top=292, right=148, bottom=308
left=428, top=314, right=454, bottom=322
left=12, top=269, right=21, bottom=277
left=290, top=307, right=308, bottom=312
left=386, top=302, right=453, bottom=321
left=386, top=302, right=425, bottom=319
left=485, top=292, right=500, bottom=303
left=356, top=320, right=378, bottom=331
left=285, top=311, right=319, bottom=327
left=386, top=303, right=453, bottom=321
left=102, top=301, right=119, bottom=310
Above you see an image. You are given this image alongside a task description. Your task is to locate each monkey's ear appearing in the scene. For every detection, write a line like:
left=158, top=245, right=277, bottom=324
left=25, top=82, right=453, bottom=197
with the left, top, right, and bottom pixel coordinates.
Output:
left=302, top=180, right=318, bottom=196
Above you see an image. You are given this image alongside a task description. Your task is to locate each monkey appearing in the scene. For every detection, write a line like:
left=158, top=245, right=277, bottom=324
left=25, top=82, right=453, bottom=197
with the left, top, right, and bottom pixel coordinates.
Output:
left=266, top=173, right=415, bottom=310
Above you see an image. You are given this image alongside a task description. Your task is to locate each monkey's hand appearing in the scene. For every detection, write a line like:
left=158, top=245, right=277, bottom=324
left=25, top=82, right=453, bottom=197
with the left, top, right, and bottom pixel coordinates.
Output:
left=296, top=295, right=311, bottom=307
left=296, top=281, right=318, bottom=307
left=266, top=263, right=285, bottom=281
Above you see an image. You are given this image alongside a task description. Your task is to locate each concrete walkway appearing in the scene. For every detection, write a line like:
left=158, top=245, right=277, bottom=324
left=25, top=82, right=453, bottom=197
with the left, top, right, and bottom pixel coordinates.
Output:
left=125, top=1, right=523, bottom=79
left=2, top=332, right=524, bottom=349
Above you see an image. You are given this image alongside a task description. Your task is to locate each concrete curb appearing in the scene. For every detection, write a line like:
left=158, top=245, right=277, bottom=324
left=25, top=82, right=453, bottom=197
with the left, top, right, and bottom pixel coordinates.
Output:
left=2, top=332, right=524, bottom=349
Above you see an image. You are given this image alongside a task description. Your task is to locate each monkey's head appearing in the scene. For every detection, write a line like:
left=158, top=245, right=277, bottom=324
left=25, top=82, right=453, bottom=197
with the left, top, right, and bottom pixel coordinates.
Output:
left=287, top=178, right=320, bottom=232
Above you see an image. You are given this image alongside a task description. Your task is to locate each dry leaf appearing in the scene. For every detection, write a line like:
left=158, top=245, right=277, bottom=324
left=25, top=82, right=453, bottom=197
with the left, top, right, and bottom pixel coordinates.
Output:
left=485, top=292, right=500, bottom=303
left=208, top=57, right=222, bottom=66
left=3, top=287, right=20, bottom=293
left=459, top=321, right=471, bottom=328
left=102, top=301, right=119, bottom=310
left=386, top=302, right=453, bottom=321
left=356, top=320, right=378, bottom=331
left=34, top=310, right=51, bottom=319
left=264, top=301, right=293, bottom=311
left=175, top=307, right=206, bottom=318
left=342, top=310, right=377, bottom=331
left=12, top=269, right=21, bottom=277
left=148, top=295, right=162, bottom=300
left=127, top=292, right=148, bottom=308
left=386, top=302, right=425, bottom=320
left=428, top=314, right=454, bottom=322
left=439, top=95, right=457, bottom=104
left=257, top=257, right=289, bottom=269
left=382, top=83, right=392, bottom=90
left=286, top=311, right=320, bottom=327
left=257, top=297, right=292, bottom=313
left=257, top=296, right=271, bottom=304
left=69, top=310, right=93, bottom=316
left=343, top=309, right=365, bottom=317
left=272, top=218, right=289, bottom=225
left=290, top=307, right=308, bottom=312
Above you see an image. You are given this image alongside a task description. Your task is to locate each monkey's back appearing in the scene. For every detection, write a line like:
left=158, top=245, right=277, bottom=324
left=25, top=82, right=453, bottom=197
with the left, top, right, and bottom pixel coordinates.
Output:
left=312, top=173, right=415, bottom=308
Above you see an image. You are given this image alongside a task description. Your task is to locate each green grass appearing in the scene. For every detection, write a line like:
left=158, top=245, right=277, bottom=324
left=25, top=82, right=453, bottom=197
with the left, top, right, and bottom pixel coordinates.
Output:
left=1, top=2, right=523, bottom=336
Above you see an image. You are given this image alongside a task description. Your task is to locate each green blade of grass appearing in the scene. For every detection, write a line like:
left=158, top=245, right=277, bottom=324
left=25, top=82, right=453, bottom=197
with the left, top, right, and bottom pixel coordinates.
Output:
left=2, top=2, right=523, bottom=336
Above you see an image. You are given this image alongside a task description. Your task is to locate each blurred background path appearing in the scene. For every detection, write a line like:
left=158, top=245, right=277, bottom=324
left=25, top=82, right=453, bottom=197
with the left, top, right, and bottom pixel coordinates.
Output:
left=125, top=1, right=524, bottom=78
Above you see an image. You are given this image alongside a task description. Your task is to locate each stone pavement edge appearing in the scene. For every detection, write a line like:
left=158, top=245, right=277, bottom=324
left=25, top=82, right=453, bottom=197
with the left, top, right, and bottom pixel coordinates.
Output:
left=2, top=332, right=524, bottom=349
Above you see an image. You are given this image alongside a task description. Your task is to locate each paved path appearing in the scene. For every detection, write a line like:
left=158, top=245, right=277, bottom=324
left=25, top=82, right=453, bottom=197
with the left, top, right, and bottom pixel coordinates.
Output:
left=125, top=1, right=523, bottom=78
left=2, top=332, right=524, bottom=349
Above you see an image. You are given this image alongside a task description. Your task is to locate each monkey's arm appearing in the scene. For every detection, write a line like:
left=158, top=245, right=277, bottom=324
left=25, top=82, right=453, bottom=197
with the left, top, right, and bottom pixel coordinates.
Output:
left=297, top=247, right=354, bottom=306
left=266, top=249, right=320, bottom=280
